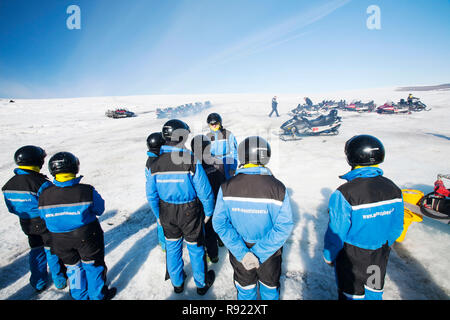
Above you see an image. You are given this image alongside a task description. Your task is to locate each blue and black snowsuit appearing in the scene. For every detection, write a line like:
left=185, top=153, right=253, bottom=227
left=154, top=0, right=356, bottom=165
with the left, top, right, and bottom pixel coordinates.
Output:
left=206, top=128, right=238, bottom=180
left=2, top=168, right=67, bottom=291
left=323, top=166, right=404, bottom=300
left=38, top=176, right=108, bottom=300
left=146, top=144, right=215, bottom=289
left=145, top=150, right=166, bottom=251
left=269, top=97, right=279, bottom=117
left=199, top=155, right=226, bottom=260
left=212, top=166, right=294, bottom=300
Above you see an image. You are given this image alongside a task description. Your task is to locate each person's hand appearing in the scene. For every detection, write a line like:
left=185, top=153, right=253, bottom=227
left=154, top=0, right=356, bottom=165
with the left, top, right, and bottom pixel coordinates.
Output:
left=204, top=216, right=211, bottom=224
left=241, top=252, right=260, bottom=270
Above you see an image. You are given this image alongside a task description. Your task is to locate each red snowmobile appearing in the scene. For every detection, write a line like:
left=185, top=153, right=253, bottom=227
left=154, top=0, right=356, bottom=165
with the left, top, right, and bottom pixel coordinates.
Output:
left=344, top=100, right=376, bottom=112
left=376, top=101, right=410, bottom=114
left=105, top=108, right=136, bottom=119
left=419, top=174, right=450, bottom=224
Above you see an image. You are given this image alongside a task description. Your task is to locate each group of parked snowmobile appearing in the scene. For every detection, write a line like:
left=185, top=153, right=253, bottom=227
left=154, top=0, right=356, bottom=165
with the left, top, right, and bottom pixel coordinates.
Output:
left=156, top=101, right=212, bottom=119
left=105, top=108, right=136, bottom=119
left=290, top=96, right=429, bottom=116
left=288, top=99, right=376, bottom=116
left=277, top=95, right=430, bottom=141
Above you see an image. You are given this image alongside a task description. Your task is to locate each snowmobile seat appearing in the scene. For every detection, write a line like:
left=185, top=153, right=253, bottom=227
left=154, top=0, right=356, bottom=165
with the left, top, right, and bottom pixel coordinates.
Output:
left=303, top=114, right=337, bottom=127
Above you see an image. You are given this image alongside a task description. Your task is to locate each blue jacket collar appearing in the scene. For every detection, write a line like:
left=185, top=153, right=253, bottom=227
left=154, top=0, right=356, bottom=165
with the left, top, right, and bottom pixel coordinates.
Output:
left=14, top=168, right=46, bottom=177
left=160, top=145, right=192, bottom=154
left=340, top=166, right=383, bottom=182
left=235, top=166, right=273, bottom=176
left=14, top=168, right=32, bottom=175
left=53, top=176, right=83, bottom=187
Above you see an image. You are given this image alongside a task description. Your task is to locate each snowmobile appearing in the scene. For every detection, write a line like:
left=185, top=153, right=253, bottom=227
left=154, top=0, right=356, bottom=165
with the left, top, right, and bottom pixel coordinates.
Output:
left=396, top=189, right=425, bottom=242
left=277, top=109, right=342, bottom=141
left=397, top=175, right=450, bottom=242
left=418, top=174, right=450, bottom=224
left=336, top=100, right=347, bottom=109
left=289, top=104, right=328, bottom=118
left=318, top=100, right=339, bottom=110
left=105, top=108, right=136, bottom=119
left=204, top=101, right=212, bottom=109
left=376, top=101, right=410, bottom=114
left=398, top=174, right=450, bottom=237
left=408, top=98, right=430, bottom=112
left=155, top=101, right=212, bottom=119
left=344, top=100, right=376, bottom=112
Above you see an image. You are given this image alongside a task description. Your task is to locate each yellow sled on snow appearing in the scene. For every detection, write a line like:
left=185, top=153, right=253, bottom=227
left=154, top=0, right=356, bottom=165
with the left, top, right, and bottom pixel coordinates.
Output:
left=396, top=189, right=424, bottom=242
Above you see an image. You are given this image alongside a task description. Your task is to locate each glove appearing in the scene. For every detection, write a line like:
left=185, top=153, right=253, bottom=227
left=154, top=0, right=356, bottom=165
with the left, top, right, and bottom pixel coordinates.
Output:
left=241, top=252, right=260, bottom=270
left=434, top=180, right=450, bottom=197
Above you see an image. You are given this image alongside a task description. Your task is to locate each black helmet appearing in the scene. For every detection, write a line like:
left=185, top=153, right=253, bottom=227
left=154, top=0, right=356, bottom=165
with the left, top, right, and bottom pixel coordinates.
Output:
left=146, top=132, right=165, bottom=153
left=162, top=119, right=190, bottom=143
left=344, top=135, right=385, bottom=167
left=14, top=145, right=46, bottom=168
left=190, top=135, right=211, bottom=160
left=207, top=113, right=222, bottom=126
left=48, top=152, right=80, bottom=176
left=330, top=109, right=338, bottom=117
left=238, top=136, right=271, bottom=166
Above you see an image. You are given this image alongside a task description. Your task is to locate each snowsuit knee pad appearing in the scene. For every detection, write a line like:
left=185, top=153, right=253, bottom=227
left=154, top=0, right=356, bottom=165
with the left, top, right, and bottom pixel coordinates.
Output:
left=259, top=280, right=280, bottom=300
left=235, top=281, right=258, bottom=300
left=66, top=261, right=88, bottom=300
left=82, top=260, right=107, bottom=300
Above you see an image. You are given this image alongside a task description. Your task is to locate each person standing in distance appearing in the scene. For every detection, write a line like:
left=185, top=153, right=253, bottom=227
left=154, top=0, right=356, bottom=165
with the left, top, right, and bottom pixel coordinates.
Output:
left=323, top=135, right=404, bottom=300
left=269, top=96, right=279, bottom=117
left=213, top=136, right=294, bottom=300
left=146, top=119, right=216, bottom=295
left=2, top=145, right=67, bottom=292
left=145, top=132, right=167, bottom=251
left=38, top=152, right=116, bottom=300
left=206, top=113, right=238, bottom=180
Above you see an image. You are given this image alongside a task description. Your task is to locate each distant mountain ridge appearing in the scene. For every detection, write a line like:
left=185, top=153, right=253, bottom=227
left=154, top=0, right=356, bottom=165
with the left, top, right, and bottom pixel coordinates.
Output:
left=396, top=84, right=450, bottom=91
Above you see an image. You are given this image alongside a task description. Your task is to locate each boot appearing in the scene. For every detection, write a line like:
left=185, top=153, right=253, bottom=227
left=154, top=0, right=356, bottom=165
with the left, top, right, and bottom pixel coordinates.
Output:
left=197, top=270, right=215, bottom=296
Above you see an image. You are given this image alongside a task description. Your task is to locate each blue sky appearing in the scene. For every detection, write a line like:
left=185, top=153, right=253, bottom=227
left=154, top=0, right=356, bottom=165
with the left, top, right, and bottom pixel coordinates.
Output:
left=0, top=0, right=449, bottom=98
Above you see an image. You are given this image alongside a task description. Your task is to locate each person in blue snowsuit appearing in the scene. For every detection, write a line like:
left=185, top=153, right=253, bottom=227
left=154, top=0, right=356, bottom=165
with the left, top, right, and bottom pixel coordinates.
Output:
left=146, top=119, right=216, bottom=295
left=206, top=113, right=238, bottom=180
left=2, top=145, right=67, bottom=292
left=323, top=135, right=404, bottom=300
left=190, top=134, right=227, bottom=263
left=269, top=96, right=279, bottom=117
left=213, top=136, right=294, bottom=300
left=145, top=132, right=167, bottom=251
left=38, top=152, right=116, bottom=300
